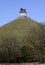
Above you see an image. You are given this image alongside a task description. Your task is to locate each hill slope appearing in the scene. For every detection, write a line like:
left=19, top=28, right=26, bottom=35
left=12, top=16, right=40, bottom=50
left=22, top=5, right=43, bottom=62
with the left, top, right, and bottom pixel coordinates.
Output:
left=0, top=18, right=45, bottom=63
left=0, top=18, right=43, bottom=47
left=0, top=18, right=40, bottom=39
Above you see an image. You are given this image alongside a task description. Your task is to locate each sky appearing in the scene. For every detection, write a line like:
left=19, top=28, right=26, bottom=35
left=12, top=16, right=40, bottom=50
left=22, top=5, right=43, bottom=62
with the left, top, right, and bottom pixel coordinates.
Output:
left=0, top=0, right=45, bottom=26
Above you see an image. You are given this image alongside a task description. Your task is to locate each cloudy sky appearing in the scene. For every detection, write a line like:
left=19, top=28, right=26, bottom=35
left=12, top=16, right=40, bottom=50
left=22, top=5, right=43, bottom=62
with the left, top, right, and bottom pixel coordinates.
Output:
left=0, top=0, right=45, bottom=26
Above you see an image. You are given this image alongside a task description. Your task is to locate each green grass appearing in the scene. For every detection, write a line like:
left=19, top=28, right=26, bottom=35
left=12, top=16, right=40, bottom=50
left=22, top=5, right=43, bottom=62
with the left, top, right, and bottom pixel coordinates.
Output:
left=0, top=18, right=42, bottom=47
left=0, top=18, right=43, bottom=45
left=0, top=18, right=40, bottom=38
left=0, top=18, right=45, bottom=63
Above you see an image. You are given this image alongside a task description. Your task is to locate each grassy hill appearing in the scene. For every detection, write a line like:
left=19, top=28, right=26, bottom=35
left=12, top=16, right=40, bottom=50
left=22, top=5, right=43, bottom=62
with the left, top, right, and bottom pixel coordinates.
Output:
left=0, top=18, right=41, bottom=46
left=0, top=18, right=40, bottom=39
left=0, top=18, right=45, bottom=63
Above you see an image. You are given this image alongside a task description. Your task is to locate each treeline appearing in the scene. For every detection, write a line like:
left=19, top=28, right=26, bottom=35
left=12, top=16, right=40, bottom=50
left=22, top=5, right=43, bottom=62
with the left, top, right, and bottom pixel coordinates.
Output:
left=0, top=25, right=45, bottom=63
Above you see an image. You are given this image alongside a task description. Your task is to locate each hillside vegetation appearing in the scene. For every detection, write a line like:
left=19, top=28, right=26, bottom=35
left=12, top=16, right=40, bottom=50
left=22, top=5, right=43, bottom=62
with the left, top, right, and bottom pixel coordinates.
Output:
left=0, top=18, right=45, bottom=63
